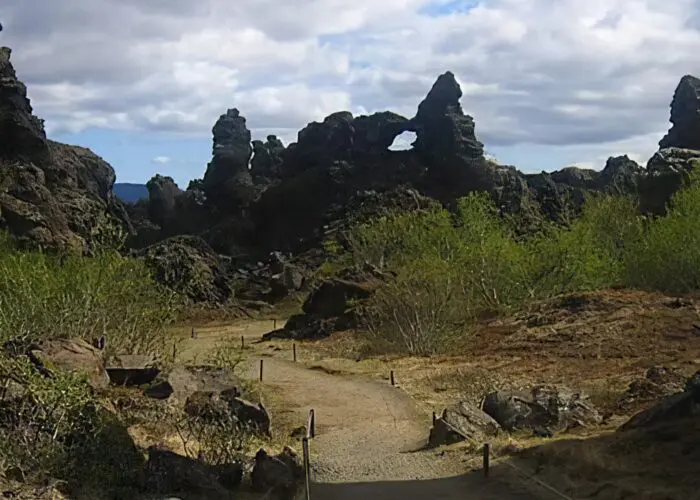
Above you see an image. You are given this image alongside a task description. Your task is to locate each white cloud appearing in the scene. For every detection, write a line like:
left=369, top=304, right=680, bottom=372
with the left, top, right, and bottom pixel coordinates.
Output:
left=152, top=156, right=170, bottom=164
left=2, top=0, right=699, bottom=169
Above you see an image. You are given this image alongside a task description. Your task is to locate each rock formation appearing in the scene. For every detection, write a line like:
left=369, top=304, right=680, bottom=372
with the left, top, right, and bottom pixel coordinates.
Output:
left=202, top=108, right=257, bottom=212
left=146, top=174, right=182, bottom=228
left=250, top=134, right=285, bottom=184
left=659, top=75, right=700, bottom=150
left=0, top=47, right=131, bottom=252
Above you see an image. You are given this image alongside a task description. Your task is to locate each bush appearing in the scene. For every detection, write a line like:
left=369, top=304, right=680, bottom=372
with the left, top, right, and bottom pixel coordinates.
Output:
left=0, top=233, right=179, bottom=356
left=624, top=169, right=700, bottom=291
left=0, top=353, right=144, bottom=498
left=342, top=190, right=656, bottom=355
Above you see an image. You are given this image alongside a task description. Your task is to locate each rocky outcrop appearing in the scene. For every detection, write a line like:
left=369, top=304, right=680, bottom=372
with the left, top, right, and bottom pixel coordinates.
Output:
left=263, top=267, right=384, bottom=340
left=146, top=174, right=183, bottom=228
left=412, top=71, right=490, bottom=197
left=136, top=235, right=232, bottom=304
left=620, top=371, right=700, bottom=431
left=0, top=47, right=131, bottom=253
left=638, top=147, right=700, bottom=214
left=202, top=108, right=257, bottom=212
left=483, top=385, right=602, bottom=434
left=428, top=401, right=501, bottom=446
left=251, top=135, right=285, bottom=184
left=659, top=75, right=700, bottom=151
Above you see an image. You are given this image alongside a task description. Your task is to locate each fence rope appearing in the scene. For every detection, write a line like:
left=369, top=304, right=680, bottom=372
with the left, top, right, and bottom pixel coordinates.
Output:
left=438, top=417, right=576, bottom=500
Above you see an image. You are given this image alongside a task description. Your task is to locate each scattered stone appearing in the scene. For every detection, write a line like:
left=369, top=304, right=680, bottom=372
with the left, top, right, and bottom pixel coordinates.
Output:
left=184, top=391, right=271, bottom=436
left=106, top=354, right=159, bottom=386
left=144, top=365, right=244, bottom=404
left=27, top=339, right=109, bottom=390
left=429, top=402, right=501, bottom=446
left=483, top=385, right=602, bottom=433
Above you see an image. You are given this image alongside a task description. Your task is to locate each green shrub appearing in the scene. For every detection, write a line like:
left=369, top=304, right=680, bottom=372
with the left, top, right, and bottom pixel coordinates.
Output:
left=0, top=234, right=178, bottom=356
left=624, top=169, right=700, bottom=291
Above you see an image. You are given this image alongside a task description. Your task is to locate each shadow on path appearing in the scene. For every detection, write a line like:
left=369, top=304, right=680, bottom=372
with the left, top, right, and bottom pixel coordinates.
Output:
left=308, top=464, right=547, bottom=500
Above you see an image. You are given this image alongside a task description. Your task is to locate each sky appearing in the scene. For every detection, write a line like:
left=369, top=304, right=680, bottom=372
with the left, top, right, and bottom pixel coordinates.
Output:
left=1, top=0, right=699, bottom=187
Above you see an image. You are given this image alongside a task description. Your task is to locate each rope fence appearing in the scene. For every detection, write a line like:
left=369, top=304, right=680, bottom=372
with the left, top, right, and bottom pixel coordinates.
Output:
left=438, top=409, right=576, bottom=500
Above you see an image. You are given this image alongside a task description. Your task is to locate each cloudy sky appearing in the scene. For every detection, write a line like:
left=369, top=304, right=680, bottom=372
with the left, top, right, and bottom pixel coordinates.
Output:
left=2, top=0, right=699, bottom=187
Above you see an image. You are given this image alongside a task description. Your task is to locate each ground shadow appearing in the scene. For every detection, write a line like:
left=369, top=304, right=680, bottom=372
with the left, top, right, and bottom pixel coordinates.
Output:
left=307, top=463, right=546, bottom=500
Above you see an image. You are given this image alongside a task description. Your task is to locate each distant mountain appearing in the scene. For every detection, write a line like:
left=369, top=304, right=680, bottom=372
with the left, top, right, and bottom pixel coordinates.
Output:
left=114, top=183, right=148, bottom=203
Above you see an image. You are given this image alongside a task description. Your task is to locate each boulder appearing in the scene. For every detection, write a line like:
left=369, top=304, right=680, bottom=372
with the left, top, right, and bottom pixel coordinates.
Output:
left=184, top=390, right=271, bottom=436
left=136, top=235, right=232, bottom=304
left=483, top=385, right=602, bottom=433
left=143, top=446, right=242, bottom=497
left=145, top=365, right=244, bottom=404
left=106, top=354, right=159, bottom=386
left=250, top=447, right=303, bottom=499
left=28, top=338, right=109, bottom=390
left=659, top=74, right=700, bottom=150
left=302, top=278, right=377, bottom=317
left=429, top=401, right=501, bottom=446
left=0, top=47, right=131, bottom=253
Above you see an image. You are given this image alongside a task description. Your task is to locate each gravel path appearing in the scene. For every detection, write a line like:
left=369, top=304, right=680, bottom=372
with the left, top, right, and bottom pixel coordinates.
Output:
left=243, top=355, right=546, bottom=500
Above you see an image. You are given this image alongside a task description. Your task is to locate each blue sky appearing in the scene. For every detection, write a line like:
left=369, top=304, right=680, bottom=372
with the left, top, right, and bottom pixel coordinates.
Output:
left=3, top=0, right=699, bottom=187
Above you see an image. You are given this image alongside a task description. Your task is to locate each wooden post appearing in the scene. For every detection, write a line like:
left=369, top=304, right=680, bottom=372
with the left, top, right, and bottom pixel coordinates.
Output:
left=259, top=359, right=264, bottom=382
left=241, top=335, right=245, bottom=349
left=274, top=318, right=277, bottom=330
left=172, top=343, right=177, bottom=361
left=293, top=343, right=297, bottom=362
left=483, top=443, right=490, bottom=478
left=432, top=411, right=436, bottom=425
left=309, top=409, right=315, bottom=438
left=302, top=437, right=311, bottom=500
left=390, top=370, right=395, bottom=386
left=191, top=327, right=196, bottom=339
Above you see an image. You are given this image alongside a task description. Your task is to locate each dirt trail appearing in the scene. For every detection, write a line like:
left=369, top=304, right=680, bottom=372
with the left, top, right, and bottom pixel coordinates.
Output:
left=183, top=321, right=550, bottom=499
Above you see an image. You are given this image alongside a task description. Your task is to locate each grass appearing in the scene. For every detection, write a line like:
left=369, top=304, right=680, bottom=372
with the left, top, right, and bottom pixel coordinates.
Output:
left=0, top=234, right=182, bottom=499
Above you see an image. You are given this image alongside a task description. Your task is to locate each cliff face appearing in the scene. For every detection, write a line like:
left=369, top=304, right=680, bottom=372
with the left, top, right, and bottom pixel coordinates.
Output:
left=0, top=47, right=132, bottom=253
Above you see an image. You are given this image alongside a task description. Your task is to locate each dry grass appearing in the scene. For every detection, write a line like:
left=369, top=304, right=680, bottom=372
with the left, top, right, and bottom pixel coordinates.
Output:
left=252, top=289, right=700, bottom=499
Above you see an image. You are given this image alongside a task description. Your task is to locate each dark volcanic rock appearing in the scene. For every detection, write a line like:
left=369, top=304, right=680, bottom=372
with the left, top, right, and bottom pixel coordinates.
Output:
left=144, top=446, right=242, bottom=497
left=137, top=235, right=232, bottom=303
left=202, top=108, right=257, bottom=211
left=429, top=401, right=501, bottom=446
left=638, top=147, right=700, bottom=214
left=483, top=385, right=602, bottom=433
left=620, top=371, right=700, bottom=431
left=412, top=71, right=489, bottom=196
left=251, top=447, right=303, bottom=499
left=659, top=75, right=700, bottom=151
left=146, top=174, right=183, bottom=228
left=251, top=135, right=285, bottom=184
left=264, top=268, right=383, bottom=340
left=0, top=47, right=131, bottom=252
